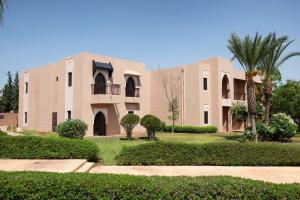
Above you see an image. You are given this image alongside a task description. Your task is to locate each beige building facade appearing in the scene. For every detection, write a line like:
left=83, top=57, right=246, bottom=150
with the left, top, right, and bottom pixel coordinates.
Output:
left=18, top=52, right=257, bottom=136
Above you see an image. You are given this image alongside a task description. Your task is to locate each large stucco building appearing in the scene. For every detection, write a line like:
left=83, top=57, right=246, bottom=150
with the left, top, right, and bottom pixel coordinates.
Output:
left=18, top=52, right=258, bottom=136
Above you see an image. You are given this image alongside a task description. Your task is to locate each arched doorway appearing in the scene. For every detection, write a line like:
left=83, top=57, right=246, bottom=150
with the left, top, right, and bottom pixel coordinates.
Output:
left=94, top=73, right=106, bottom=94
left=125, top=77, right=135, bottom=97
left=222, top=74, right=230, bottom=99
left=94, top=111, right=106, bottom=136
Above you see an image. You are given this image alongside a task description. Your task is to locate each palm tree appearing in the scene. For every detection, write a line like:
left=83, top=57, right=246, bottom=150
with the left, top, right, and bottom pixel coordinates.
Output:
left=228, top=33, right=272, bottom=143
left=259, top=34, right=300, bottom=125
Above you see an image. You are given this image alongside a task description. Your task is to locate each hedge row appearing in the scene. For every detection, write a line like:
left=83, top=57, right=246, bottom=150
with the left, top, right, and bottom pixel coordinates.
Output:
left=0, top=172, right=299, bottom=199
left=116, top=142, right=300, bottom=166
left=163, top=125, right=217, bottom=133
left=0, top=130, right=7, bottom=136
left=0, top=136, right=99, bottom=162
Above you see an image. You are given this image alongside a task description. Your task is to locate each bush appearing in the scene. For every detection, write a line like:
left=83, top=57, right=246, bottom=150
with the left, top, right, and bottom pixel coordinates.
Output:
left=270, top=113, right=297, bottom=141
left=116, top=142, right=300, bottom=166
left=57, top=119, right=88, bottom=139
left=0, top=130, right=7, bottom=136
left=257, top=113, right=297, bottom=141
left=163, top=125, right=217, bottom=133
left=241, top=128, right=254, bottom=141
left=0, top=136, right=99, bottom=162
left=0, top=172, right=299, bottom=199
left=231, top=102, right=248, bottom=122
left=140, top=115, right=161, bottom=140
left=120, top=113, right=140, bottom=139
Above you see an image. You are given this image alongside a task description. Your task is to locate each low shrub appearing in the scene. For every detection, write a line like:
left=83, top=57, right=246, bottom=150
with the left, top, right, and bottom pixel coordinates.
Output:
left=241, top=128, right=255, bottom=141
left=140, top=115, right=161, bottom=140
left=0, top=136, right=99, bottom=162
left=0, top=172, right=299, bottom=199
left=6, top=125, right=17, bottom=132
left=116, top=142, right=300, bottom=166
left=57, top=119, right=88, bottom=139
left=120, top=113, right=140, bottom=139
left=0, top=130, right=7, bottom=136
left=163, top=125, right=217, bottom=133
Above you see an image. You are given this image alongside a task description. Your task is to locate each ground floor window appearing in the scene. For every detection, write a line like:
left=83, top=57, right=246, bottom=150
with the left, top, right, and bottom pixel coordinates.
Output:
left=24, top=112, right=28, bottom=124
left=67, top=111, right=71, bottom=120
left=204, top=111, right=208, bottom=124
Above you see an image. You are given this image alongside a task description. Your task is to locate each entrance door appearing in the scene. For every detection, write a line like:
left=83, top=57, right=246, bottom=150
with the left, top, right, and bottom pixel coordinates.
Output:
left=94, top=111, right=106, bottom=136
left=222, top=107, right=229, bottom=132
left=52, top=112, right=57, bottom=131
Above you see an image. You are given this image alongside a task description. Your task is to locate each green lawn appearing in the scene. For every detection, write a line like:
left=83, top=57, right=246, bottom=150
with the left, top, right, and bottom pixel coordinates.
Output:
left=86, top=132, right=234, bottom=165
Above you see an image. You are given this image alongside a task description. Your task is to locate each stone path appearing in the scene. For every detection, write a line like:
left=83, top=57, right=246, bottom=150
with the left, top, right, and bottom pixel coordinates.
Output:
left=0, top=159, right=91, bottom=173
left=90, top=166, right=300, bottom=184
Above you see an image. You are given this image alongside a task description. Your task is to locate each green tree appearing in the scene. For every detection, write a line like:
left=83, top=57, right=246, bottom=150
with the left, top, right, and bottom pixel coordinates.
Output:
left=120, top=113, right=140, bottom=139
left=228, top=33, right=272, bottom=142
left=12, top=71, right=19, bottom=112
left=271, top=80, right=300, bottom=129
left=1, top=71, right=14, bottom=112
left=167, top=98, right=179, bottom=133
left=258, top=34, right=300, bottom=124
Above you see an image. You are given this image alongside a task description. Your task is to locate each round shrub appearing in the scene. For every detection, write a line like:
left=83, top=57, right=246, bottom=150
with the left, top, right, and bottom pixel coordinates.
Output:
left=140, top=115, right=161, bottom=140
left=256, top=120, right=275, bottom=141
left=269, top=113, right=297, bottom=141
left=120, top=113, right=140, bottom=139
left=57, top=119, right=88, bottom=139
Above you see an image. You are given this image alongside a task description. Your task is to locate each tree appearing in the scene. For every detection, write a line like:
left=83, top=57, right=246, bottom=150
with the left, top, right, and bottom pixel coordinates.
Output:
left=231, top=102, right=248, bottom=123
left=140, top=115, right=161, bottom=140
left=12, top=71, right=19, bottom=112
left=228, top=33, right=272, bottom=142
left=271, top=80, right=300, bottom=129
left=156, top=68, right=182, bottom=133
left=120, top=113, right=140, bottom=139
left=258, top=34, right=300, bottom=124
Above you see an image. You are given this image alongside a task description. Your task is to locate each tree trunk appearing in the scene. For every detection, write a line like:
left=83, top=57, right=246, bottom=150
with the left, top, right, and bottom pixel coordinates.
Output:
left=263, top=81, right=272, bottom=125
left=172, top=116, right=175, bottom=133
left=246, top=76, right=257, bottom=142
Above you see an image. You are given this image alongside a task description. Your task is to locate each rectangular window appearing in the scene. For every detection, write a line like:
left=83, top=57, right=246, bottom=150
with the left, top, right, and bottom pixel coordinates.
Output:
left=24, top=112, right=28, bottom=124
left=203, top=77, right=208, bottom=90
left=67, top=111, right=71, bottom=120
left=68, top=72, right=72, bottom=87
left=25, top=82, right=28, bottom=93
left=0, top=115, right=4, bottom=119
left=204, top=111, right=208, bottom=124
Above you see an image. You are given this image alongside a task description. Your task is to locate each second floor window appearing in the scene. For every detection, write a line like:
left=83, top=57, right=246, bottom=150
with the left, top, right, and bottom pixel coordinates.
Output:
left=68, top=72, right=72, bottom=87
left=203, top=77, right=208, bottom=90
left=125, top=77, right=135, bottom=97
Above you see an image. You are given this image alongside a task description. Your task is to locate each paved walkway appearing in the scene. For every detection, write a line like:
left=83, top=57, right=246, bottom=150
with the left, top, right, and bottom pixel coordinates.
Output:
left=90, top=166, right=300, bottom=184
left=0, top=126, right=24, bottom=136
left=0, top=159, right=87, bottom=173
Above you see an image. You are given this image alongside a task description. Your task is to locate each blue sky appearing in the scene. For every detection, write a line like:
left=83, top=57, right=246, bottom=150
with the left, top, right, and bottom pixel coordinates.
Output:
left=0, top=0, right=300, bottom=86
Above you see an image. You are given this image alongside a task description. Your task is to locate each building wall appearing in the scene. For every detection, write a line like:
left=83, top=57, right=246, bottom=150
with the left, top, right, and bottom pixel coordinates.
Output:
left=18, top=52, right=257, bottom=135
left=0, top=113, right=18, bottom=126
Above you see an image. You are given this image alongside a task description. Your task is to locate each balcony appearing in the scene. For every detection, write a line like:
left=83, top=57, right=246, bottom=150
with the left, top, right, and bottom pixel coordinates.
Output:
left=125, top=87, right=140, bottom=97
left=90, top=83, right=121, bottom=104
left=234, top=92, right=246, bottom=101
left=91, top=83, right=121, bottom=95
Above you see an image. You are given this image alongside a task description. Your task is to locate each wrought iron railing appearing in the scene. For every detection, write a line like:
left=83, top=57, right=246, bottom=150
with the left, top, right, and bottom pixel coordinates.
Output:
left=125, top=87, right=140, bottom=97
left=91, top=84, right=121, bottom=95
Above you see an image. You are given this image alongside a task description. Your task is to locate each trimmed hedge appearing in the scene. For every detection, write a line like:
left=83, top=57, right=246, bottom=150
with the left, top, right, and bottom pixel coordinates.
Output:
left=0, top=172, right=300, bottom=199
left=0, top=130, right=7, bottom=136
left=0, top=136, right=99, bottom=162
left=116, top=142, right=300, bottom=166
left=163, top=125, right=217, bottom=133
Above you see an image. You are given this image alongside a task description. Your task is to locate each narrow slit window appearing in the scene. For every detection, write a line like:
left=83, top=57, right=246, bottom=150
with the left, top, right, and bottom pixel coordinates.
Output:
left=203, top=77, right=208, bottom=90
left=68, top=72, right=72, bottom=87
left=25, top=82, right=28, bottom=93
left=67, top=111, right=72, bottom=120
left=25, top=112, right=28, bottom=124
left=204, top=111, right=208, bottom=124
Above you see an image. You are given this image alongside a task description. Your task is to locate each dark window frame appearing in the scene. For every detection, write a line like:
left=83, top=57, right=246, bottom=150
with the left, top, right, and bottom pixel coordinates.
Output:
left=203, top=77, right=208, bottom=90
left=204, top=111, right=208, bottom=124
left=0, top=115, right=4, bottom=120
left=128, top=111, right=134, bottom=114
left=68, top=72, right=72, bottom=87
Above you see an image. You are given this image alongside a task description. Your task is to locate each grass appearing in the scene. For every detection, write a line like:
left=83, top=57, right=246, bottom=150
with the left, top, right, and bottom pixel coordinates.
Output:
left=86, top=132, right=232, bottom=165
left=21, top=129, right=59, bottom=138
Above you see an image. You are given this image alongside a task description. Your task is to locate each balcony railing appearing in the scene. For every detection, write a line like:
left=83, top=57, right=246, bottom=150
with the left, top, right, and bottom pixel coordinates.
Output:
left=125, top=87, right=140, bottom=97
left=234, top=92, right=246, bottom=100
left=91, top=84, right=121, bottom=95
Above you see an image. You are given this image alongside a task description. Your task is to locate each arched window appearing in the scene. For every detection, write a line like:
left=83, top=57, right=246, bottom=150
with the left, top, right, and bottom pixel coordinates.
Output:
left=94, top=111, right=106, bottom=136
left=125, top=77, right=135, bottom=97
left=222, top=74, right=230, bottom=99
left=94, top=73, right=106, bottom=94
